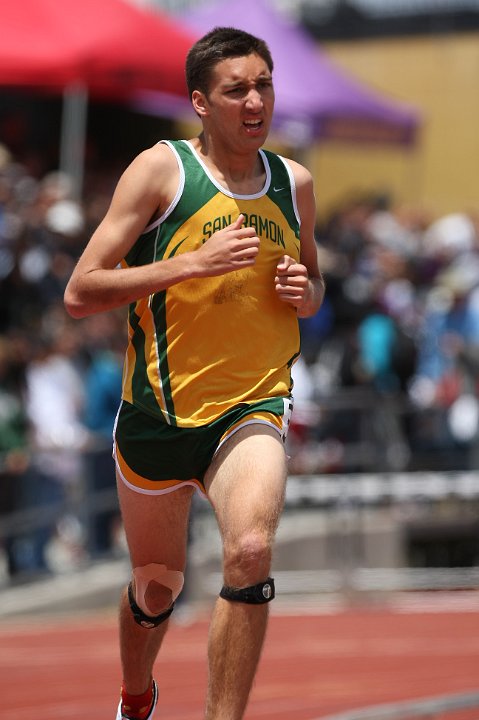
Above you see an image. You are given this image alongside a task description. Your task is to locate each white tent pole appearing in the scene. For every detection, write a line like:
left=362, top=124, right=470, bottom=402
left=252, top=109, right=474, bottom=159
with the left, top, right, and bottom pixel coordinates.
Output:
left=59, top=82, right=88, bottom=199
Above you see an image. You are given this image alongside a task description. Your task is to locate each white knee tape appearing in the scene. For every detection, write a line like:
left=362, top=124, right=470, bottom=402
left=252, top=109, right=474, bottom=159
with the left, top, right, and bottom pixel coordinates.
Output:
left=132, top=563, right=184, bottom=615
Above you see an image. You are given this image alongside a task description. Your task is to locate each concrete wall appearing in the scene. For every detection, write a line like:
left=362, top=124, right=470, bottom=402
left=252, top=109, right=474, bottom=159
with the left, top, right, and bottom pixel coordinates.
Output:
left=312, top=32, right=479, bottom=221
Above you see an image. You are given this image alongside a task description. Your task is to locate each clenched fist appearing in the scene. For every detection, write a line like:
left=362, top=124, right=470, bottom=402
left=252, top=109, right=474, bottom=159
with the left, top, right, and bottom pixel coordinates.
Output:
left=275, top=255, right=310, bottom=309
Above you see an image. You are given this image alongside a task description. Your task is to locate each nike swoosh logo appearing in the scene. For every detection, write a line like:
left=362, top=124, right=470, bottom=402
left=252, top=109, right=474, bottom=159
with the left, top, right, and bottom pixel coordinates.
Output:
left=167, top=236, right=189, bottom=258
left=273, top=186, right=287, bottom=192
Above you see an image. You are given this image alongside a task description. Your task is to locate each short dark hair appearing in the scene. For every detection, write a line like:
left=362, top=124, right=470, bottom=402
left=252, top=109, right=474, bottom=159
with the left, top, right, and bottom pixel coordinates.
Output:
left=185, top=26, right=274, bottom=100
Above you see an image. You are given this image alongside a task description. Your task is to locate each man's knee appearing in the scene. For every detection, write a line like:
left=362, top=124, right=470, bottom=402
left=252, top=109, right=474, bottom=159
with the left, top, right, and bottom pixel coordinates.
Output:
left=223, top=531, right=273, bottom=581
left=128, top=563, right=184, bottom=629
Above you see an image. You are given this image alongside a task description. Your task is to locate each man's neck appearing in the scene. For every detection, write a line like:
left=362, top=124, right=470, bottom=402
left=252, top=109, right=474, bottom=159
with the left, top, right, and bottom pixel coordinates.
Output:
left=190, top=134, right=266, bottom=195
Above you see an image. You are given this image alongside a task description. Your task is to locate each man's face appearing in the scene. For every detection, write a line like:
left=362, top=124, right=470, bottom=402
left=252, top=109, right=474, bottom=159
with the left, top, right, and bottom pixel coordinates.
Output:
left=195, top=53, right=275, bottom=150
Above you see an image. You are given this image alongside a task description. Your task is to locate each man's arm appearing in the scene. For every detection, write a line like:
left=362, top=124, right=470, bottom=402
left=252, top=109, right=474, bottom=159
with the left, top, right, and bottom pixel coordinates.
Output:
left=64, top=144, right=260, bottom=319
left=275, top=160, right=325, bottom=318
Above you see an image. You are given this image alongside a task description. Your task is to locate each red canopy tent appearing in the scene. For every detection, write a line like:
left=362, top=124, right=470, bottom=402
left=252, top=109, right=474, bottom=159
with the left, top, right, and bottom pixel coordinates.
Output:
left=0, top=0, right=194, bottom=96
left=0, top=0, right=196, bottom=193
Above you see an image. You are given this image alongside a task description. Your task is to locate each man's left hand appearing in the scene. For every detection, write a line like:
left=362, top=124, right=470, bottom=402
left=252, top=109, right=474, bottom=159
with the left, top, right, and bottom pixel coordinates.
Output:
left=274, top=255, right=310, bottom=310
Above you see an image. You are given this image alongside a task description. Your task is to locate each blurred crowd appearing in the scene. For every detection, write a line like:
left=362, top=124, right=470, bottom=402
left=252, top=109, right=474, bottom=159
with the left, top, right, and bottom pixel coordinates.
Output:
left=291, top=191, right=479, bottom=476
left=1, top=141, right=479, bottom=582
left=0, top=144, right=125, bottom=581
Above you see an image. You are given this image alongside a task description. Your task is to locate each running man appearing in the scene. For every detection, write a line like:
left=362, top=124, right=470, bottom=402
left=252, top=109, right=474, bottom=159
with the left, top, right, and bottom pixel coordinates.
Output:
left=64, top=26, right=325, bottom=720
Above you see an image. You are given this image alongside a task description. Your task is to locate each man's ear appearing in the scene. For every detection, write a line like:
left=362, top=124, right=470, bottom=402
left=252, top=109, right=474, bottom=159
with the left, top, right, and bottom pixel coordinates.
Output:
left=191, top=90, right=209, bottom=118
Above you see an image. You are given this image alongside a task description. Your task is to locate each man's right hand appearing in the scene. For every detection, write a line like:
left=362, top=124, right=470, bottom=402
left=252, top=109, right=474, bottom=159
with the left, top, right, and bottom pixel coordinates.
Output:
left=193, top=214, right=260, bottom=277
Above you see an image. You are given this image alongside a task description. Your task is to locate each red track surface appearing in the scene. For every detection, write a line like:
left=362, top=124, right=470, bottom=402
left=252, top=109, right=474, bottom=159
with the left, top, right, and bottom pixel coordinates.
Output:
left=1, top=600, right=478, bottom=720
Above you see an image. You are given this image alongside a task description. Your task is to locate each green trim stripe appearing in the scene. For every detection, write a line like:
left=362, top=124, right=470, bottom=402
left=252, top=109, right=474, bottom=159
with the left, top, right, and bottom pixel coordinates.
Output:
left=264, top=150, right=300, bottom=238
left=128, top=306, right=159, bottom=415
left=151, top=291, right=176, bottom=425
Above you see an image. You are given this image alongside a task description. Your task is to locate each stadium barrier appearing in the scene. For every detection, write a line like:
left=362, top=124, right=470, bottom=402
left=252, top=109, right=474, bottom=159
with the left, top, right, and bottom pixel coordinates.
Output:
left=1, top=469, right=478, bottom=597
left=316, top=689, right=479, bottom=720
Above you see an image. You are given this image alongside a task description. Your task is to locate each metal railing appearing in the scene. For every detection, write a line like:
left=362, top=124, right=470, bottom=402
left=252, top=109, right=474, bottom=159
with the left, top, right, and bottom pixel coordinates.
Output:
left=317, top=690, right=479, bottom=720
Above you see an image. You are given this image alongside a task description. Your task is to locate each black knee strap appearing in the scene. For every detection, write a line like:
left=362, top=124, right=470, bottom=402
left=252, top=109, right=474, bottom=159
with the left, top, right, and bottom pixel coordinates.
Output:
left=128, top=582, right=174, bottom=629
left=220, top=577, right=275, bottom=604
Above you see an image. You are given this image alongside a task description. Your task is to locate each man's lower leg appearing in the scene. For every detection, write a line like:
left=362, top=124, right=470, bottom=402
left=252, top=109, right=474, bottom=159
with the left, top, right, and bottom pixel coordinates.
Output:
left=205, top=598, right=270, bottom=720
left=118, top=587, right=169, bottom=695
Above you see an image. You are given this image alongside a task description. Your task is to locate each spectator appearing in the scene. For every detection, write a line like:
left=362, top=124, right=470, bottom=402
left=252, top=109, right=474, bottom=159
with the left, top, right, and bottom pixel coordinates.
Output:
left=82, top=313, right=124, bottom=558
left=0, top=336, right=30, bottom=580
left=22, top=311, right=88, bottom=572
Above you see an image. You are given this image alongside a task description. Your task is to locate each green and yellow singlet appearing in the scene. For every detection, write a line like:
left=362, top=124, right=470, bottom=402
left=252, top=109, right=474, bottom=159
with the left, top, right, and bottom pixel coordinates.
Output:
left=121, top=139, right=301, bottom=427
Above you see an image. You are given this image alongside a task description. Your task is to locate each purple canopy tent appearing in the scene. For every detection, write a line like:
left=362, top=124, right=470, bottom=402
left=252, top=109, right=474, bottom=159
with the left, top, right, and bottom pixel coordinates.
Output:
left=135, top=0, right=419, bottom=146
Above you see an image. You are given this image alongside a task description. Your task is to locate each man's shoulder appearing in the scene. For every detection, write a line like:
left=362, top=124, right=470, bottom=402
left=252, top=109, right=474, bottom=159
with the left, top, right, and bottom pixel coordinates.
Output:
left=126, top=141, right=181, bottom=193
left=281, top=156, right=313, bottom=189
left=137, top=141, right=180, bottom=170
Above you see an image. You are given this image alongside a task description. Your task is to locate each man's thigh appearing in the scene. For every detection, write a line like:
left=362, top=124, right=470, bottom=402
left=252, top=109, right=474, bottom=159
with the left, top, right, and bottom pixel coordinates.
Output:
left=116, top=475, right=194, bottom=570
left=204, top=424, right=288, bottom=543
